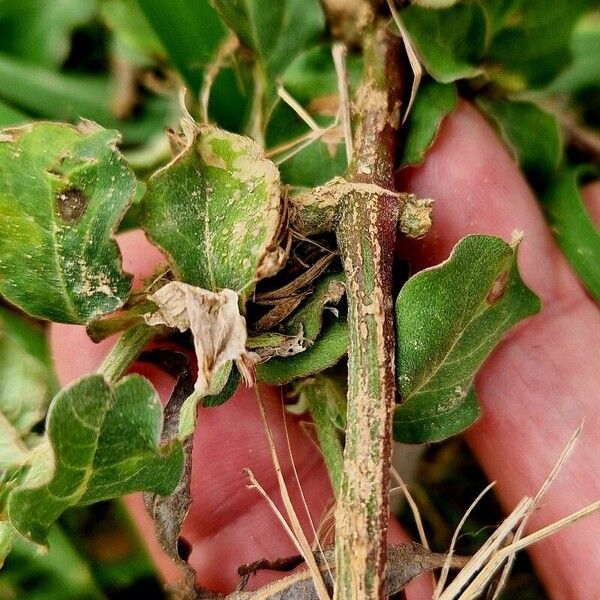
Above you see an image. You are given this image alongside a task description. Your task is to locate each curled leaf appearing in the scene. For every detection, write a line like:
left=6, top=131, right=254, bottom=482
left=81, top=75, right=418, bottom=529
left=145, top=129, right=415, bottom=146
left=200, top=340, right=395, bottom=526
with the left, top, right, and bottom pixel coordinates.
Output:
left=257, top=319, right=348, bottom=385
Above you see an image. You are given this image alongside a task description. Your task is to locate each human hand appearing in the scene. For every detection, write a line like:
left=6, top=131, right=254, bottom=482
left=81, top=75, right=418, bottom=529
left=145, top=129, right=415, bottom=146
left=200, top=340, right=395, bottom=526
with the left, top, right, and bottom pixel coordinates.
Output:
left=50, top=101, right=600, bottom=599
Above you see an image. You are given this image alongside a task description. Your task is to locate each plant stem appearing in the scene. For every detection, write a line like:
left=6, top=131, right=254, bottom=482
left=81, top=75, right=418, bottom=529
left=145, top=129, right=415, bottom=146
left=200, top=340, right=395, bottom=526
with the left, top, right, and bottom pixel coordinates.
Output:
left=334, top=21, right=404, bottom=600
left=304, top=375, right=345, bottom=495
left=98, top=322, right=157, bottom=383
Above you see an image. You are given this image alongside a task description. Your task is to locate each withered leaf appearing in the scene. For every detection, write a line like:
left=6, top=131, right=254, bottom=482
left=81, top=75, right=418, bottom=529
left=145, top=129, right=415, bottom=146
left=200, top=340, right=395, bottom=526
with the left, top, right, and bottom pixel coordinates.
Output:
left=145, top=282, right=247, bottom=396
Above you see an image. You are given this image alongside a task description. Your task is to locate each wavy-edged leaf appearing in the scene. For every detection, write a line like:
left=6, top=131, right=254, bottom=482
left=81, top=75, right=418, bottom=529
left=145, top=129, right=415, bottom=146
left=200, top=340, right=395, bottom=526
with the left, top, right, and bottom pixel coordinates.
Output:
left=257, top=318, right=348, bottom=385
left=399, top=80, right=457, bottom=167
left=478, top=98, right=562, bottom=186
left=394, top=235, right=541, bottom=443
left=210, top=0, right=324, bottom=81
left=541, top=168, right=600, bottom=303
left=7, top=374, right=184, bottom=545
left=0, top=122, right=135, bottom=324
left=401, top=1, right=487, bottom=83
left=140, top=122, right=283, bottom=299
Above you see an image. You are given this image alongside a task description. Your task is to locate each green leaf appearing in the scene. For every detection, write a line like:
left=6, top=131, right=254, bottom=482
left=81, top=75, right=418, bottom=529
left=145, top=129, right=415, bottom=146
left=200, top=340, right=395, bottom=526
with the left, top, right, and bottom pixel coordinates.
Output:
left=0, top=521, right=16, bottom=568
left=0, top=122, right=136, bottom=324
left=484, top=0, right=594, bottom=90
left=0, top=53, right=174, bottom=146
left=0, top=98, right=27, bottom=127
left=0, top=325, right=51, bottom=468
left=137, top=0, right=225, bottom=93
left=296, top=374, right=345, bottom=494
left=477, top=99, right=562, bottom=185
left=547, top=12, right=600, bottom=94
left=394, top=235, right=541, bottom=444
left=541, top=168, right=600, bottom=303
left=7, top=374, right=184, bottom=545
left=399, top=80, right=457, bottom=167
left=257, top=318, right=348, bottom=385
left=285, top=273, right=346, bottom=341
left=401, top=1, right=487, bottom=83
left=0, top=525, right=106, bottom=598
left=0, top=0, right=95, bottom=69
left=101, top=0, right=166, bottom=66
left=210, top=0, right=325, bottom=81
left=140, top=122, right=283, bottom=298
left=202, top=362, right=241, bottom=408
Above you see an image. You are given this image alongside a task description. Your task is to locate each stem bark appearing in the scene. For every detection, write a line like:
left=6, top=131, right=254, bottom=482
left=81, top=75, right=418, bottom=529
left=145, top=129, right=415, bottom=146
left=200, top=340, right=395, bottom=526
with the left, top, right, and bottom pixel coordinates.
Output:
left=333, top=22, right=404, bottom=600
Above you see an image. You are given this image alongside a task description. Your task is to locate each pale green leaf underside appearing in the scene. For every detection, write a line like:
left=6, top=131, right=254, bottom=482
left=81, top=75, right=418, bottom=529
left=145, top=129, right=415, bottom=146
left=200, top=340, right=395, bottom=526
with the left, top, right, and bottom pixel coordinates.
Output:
left=0, top=327, right=49, bottom=437
left=394, top=235, right=541, bottom=443
left=140, top=124, right=282, bottom=299
left=7, top=374, right=183, bottom=544
left=0, top=122, right=135, bottom=324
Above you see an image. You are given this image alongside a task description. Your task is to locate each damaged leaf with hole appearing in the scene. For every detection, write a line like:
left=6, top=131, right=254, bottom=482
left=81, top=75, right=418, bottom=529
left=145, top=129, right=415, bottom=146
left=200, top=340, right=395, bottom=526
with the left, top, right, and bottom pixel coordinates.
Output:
left=0, top=121, right=135, bottom=324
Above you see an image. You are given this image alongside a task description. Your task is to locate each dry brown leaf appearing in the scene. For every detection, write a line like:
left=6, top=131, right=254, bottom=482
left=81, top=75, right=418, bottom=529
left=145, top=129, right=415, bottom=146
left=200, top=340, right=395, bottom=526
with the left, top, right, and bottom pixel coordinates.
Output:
left=145, top=281, right=247, bottom=395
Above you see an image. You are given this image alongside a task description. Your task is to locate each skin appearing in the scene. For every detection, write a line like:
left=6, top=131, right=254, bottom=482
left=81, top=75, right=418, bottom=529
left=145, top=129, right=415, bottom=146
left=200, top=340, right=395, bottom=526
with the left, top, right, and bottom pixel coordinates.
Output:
left=50, top=101, right=600, bottom=599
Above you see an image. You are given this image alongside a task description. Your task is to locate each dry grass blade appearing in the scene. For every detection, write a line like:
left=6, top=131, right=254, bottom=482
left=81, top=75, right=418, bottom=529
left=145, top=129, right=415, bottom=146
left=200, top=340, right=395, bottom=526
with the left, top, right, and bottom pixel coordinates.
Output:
left=200, top=34, right=239, bottom=123
left=387, top=0, right=422, bottom=124
left=256, top=253, right=337, bottom=303
left=489, top=422, right=584, bottom=599
left=459, top=498, right=600, bottom=600
left=433, top=481, right=496, bottom=599
left=279, top=391, right=334, bottom=582
left=254, top=295, right=307, bottom=331
left=438, top=497, right=533, bottom=600
left=244, top=468, right=302, bottom=560
left=332, top=42, right=352, bottom=166
left=390, top=466, right=430, bottom=550
left=278, top=85, right=321, bottom=133
left=254, top=388, right=331, bottom=600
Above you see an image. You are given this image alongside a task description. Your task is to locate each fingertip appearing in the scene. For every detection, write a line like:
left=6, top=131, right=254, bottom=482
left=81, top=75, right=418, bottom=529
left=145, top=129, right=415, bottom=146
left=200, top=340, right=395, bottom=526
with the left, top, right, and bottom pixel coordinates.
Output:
left=117, top=229, right=167, bottom=290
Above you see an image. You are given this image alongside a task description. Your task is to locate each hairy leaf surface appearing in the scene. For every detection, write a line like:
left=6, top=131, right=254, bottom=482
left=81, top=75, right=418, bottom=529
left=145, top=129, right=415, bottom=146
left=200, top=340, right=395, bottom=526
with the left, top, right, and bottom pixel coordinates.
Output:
left=394, top=235, right=541, bottom=443
left=0, top=122, right=135, bottom=324
left=257, top=319, right=348, bottom=385
left=7, top=374, right=184, bottom=544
